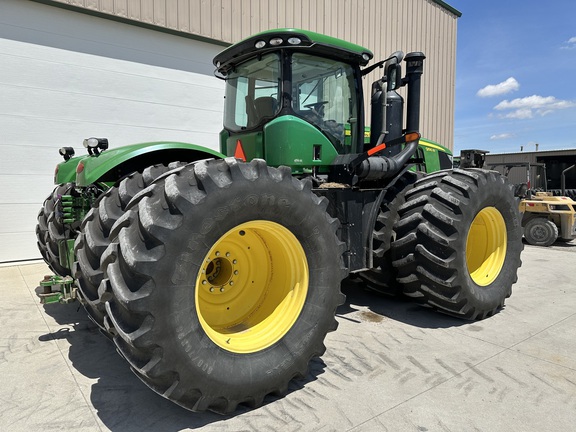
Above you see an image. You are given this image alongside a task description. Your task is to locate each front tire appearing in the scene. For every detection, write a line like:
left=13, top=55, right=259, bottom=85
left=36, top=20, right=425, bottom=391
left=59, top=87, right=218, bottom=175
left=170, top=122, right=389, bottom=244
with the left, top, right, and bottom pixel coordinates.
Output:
left=101, top=158, right=346, bottom=412
left=392, top=169, right=523, bottom=320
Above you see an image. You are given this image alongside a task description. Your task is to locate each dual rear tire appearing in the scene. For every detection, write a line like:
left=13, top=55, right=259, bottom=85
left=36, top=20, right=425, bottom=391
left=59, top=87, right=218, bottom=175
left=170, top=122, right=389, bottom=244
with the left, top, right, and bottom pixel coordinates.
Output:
left=391, top=169, right=523, bottom=319
left=98, top=158, right=346, bottom=412
left=74, top=162, right=185, bottom=327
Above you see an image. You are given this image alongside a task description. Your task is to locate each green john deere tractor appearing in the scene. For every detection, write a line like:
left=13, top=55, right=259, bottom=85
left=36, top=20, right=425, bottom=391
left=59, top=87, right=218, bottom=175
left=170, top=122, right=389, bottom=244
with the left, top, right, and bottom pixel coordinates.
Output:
left=36, top=28, right=522, bottom=413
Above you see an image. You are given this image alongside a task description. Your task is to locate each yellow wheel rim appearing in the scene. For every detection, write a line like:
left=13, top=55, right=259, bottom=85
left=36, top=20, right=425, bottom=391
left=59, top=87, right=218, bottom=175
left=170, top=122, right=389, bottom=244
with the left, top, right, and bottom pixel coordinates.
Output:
left=195, top=221, right=309, bottom=353
left=466, top=207, right=507, bottom=286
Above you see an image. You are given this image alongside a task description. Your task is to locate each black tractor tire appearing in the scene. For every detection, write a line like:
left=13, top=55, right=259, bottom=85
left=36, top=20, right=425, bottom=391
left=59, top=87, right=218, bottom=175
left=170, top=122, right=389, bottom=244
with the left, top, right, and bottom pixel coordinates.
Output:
left=36, top=183, right=76, bottom=276
left=551, top=189, right=576, bottom=199
left=36, top=202, right=50, bottom=265
left=100, top=158, right=346, bottom=413
left=358, top=171, right=418, bottom=296
left=523, top=217, right=558, bottom=246
left=74, top=162, right=185, bottom=327
left=392, top=169, right=523, bottom=320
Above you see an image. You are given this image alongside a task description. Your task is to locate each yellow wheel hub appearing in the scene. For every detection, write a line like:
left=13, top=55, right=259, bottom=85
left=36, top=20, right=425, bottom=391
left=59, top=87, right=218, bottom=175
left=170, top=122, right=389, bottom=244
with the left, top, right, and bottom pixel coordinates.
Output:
left=466, top=207, right=507, bottom=286
left=195, top=221, right=309, bottom=353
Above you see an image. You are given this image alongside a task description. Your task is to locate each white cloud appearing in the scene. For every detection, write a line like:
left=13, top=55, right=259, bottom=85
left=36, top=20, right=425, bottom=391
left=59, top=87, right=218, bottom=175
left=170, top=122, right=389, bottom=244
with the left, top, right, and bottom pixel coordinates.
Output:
left=490, top=133, right=514, bottom=140
left=561, top=36, right=576, bottom=49
left=477, top=77, right=519, bottom=97
left=503, top=108, right=533, bottom=119
left=494, top=95, right=576, bottom=119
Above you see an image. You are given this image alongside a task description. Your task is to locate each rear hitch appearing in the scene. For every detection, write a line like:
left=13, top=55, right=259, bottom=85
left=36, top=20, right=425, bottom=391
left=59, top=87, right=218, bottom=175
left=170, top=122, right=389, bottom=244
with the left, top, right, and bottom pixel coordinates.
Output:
left=36, top=275, right=78, bottom=304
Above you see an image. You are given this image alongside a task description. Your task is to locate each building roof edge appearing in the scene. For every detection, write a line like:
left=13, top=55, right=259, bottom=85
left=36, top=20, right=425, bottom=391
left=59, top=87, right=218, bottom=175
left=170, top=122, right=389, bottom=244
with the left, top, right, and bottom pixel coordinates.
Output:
left=433, top=0, right=462, bottom=17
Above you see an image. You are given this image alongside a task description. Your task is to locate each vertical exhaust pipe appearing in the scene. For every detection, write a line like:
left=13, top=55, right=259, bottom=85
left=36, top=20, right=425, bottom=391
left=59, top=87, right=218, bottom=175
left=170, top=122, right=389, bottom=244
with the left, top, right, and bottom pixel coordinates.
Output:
left=404, top=52, right=426, bottom=133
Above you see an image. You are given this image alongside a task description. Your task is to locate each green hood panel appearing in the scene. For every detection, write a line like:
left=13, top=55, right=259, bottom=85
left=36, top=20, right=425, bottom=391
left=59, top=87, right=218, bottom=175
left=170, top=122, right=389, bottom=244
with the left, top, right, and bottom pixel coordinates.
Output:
left=419, top=138, right=451, bottom=155
left=263, top=116, right=338, bottom=170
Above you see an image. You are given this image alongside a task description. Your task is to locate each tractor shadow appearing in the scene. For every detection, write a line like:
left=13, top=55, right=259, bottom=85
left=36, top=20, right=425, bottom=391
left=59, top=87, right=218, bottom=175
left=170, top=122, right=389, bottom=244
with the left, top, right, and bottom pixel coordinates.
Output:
left=337, top=276, right=475, bottom=329
left=37, top=303, right=327, bottom=430
left=35, top=273, right=483, bottom=428
left=35, top=273, right=486, bottom=429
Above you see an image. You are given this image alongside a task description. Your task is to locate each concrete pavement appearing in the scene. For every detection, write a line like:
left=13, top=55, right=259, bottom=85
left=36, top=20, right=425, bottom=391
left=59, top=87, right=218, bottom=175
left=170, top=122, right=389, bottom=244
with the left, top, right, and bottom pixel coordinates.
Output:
left=1, top=243, right=575, bottom=431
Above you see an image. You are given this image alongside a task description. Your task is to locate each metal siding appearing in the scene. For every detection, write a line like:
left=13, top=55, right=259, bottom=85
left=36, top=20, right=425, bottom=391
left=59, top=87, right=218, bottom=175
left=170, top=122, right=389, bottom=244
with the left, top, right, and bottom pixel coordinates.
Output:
left=115, top=0, right=128, bottom=17
left=37, top=0, right=458, bottom=149
left=1, top=0, right=225, bottom=262
left=127, top=0, right=140, bottom=19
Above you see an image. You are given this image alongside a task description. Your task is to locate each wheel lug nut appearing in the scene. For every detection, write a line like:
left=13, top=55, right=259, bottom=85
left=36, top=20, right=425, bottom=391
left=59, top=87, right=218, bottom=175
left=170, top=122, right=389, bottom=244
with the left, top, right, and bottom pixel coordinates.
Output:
left=234, top=270, right=239, bottom=275
left=233, top=259, right=237, bottom=264
left=202, top=280, right=207, bottom=285
left=226, top=252, right=231, bottom=257
left=215, top=251, right=220, bottom=256
left=209, top=287, right=214, bottom=292
left=220, top=287, right=225, bottom=292
left=229, top=281, right=234, bottom=286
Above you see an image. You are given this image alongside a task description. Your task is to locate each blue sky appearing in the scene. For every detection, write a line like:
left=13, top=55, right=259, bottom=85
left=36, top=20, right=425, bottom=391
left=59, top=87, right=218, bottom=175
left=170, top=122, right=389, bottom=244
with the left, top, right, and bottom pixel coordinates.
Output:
left=447, top=0, right=576, bottom=155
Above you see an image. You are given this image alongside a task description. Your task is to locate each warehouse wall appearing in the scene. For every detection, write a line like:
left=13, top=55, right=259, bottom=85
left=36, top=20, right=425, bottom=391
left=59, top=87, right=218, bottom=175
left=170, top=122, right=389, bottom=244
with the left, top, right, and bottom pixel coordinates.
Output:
left=36, top=0, right=460, bottom=150
left=0, top=0, right=224, bottom=262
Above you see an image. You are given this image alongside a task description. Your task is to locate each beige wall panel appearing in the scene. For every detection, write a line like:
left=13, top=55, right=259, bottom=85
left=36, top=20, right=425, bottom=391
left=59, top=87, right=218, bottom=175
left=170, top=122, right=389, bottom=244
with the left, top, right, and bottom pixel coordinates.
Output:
left=100, top=0, right=113, bottom=13
left=127, top=0, right=140, bottom=19
left=115, top=0, right=128, bottom=17
left=84, top=0, right=98, bottom=10
left=38, top=0, right=459, bottom=150
left=140, top=0, right=154, bottom=23
left=165, top=0, right=178, bottom=29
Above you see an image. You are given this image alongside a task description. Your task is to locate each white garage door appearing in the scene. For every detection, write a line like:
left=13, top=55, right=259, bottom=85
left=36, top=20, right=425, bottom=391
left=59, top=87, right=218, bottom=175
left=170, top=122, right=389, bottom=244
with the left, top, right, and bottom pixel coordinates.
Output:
left=0, top=0, right=225, bottom=263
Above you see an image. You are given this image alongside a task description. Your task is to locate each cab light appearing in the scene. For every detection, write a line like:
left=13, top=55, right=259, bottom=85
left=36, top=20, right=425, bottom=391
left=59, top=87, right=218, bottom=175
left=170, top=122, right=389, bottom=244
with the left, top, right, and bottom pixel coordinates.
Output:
left=269, top=37, right=283, bottom=46
left=287, top=37, right=301, bottom=45
left=255, top=40, right=266, bottom=49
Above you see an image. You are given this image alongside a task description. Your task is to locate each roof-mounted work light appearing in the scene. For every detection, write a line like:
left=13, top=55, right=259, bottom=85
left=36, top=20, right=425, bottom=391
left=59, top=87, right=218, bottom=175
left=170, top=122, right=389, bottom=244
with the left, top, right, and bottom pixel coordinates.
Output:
left=83, top=137, right=109, bottom=155
left=59, top=146, right=75, bottom=161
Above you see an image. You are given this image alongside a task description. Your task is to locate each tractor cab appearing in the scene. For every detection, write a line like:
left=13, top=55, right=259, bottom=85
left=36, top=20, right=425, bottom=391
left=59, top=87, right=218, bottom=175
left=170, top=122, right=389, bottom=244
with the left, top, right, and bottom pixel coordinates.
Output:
left=214, top=29, right=424, bottom=183
left=214, top=29, right=371, bottom=174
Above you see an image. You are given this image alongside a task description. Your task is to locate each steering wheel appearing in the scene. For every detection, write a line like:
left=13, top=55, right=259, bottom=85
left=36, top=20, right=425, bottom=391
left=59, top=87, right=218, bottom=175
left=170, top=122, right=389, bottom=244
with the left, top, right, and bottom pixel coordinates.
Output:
left=304, top=101, right=329, bottom=111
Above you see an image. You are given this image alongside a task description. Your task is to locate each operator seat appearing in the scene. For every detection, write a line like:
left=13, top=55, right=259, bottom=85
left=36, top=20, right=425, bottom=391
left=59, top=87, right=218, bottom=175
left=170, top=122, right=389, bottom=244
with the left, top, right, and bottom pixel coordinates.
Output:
left=253, top=96, right=277, bottom=119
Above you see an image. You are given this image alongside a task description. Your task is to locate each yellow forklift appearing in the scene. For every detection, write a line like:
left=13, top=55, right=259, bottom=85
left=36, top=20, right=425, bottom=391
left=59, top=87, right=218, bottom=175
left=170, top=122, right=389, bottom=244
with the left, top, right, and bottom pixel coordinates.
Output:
left=459, top=150, right=576, bottom=247
left=489, top=161, right=576, bottom=246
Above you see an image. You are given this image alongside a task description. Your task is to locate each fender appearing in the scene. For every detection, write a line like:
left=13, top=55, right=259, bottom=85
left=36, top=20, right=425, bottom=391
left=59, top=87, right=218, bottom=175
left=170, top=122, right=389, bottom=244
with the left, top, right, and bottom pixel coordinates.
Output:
left=57, top=141, right=224, bottom=187
left=54, top=155, right=85, bottom=184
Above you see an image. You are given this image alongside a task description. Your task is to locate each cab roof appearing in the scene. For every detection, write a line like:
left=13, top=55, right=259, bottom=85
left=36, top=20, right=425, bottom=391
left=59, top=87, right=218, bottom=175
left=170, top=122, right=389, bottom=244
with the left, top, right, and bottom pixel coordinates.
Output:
left=213, top=28, right=374, bottom=75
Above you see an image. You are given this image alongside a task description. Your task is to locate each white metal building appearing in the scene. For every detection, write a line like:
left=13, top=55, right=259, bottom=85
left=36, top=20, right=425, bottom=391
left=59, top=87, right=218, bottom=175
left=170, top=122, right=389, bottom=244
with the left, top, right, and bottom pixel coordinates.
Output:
left=0, top=0, right=460, bottom=262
